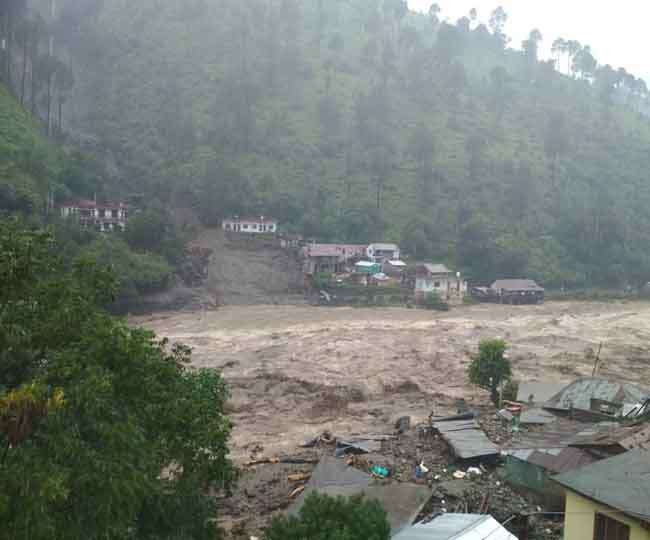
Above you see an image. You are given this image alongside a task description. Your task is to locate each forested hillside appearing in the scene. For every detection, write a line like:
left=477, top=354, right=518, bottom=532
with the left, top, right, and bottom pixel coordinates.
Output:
left=22, top=0, right=650, bottom=287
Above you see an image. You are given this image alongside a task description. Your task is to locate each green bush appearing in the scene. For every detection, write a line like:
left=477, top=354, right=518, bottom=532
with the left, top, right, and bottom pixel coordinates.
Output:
left=265, top=492, right=390, bottom=540
left=423, top=292, right=450, bottom=311
left=468, top=339, right=512, bottom=404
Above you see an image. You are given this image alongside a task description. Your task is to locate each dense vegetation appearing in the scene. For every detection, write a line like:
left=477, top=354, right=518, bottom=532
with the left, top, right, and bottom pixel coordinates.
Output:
left=0, top=219, right=235, bottom=539
left=468, top=338, right=511, bottom=404
left=23, top=0, right=650, bottom=289
left=265, top=493, right=391, bottom=540
left=0, top=77, right=187, bottom=306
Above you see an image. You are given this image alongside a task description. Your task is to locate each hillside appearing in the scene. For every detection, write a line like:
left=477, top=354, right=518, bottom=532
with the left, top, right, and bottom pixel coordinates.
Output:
left=30, top=0, right=650, bottom=288
left=0, top=82, right=54, bottom=212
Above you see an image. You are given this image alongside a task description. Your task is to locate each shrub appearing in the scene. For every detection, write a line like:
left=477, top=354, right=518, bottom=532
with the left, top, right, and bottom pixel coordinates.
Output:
left=265, top=492, right=390, bottom=540
left=468, top=339, right=512, bottom=404
left=423, top=292, right=449, bottom=311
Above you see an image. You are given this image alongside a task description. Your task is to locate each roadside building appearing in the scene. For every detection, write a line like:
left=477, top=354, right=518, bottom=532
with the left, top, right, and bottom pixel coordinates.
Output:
left=60, top=199, right=129, bottom=232
left=554, top=449, right=650, bottom=540
left=382, top=259, right=407, bottom=279
left=415, top=264, right=467, bottom=304
left=302, top=243, right=367, bottom=274
left=366, top=243, right=400, bottom=263
left=392, top=513, right=518, bottom=540
left=490, top=279, right=544, bottom=304
left=222, top=215, right=278, bottom=234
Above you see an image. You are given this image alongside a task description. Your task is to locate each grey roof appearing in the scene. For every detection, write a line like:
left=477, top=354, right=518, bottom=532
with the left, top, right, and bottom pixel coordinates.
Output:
left=506, top=446, right=597, bottom=474
left=393, top=514, right=518, bottom=540
left=554, top=449, right=650, bottom=522
left=544, top=377, right=650, bottom=412
left=506, top=418, right=587, bottom=450
left=369, top=243, right=399, bottom=251
left=491, top=279, right=544, bottom=292
left=570, top=421, right=650, bottom=451
left=517, top=382, right=566, bottom=404
left=289, top=457, right=430, bottom=534
left=431, top=419, right=499, bottom=460
left=519, top=408, right=558, bottom=425
left=418, top=263, right=453, bottom=275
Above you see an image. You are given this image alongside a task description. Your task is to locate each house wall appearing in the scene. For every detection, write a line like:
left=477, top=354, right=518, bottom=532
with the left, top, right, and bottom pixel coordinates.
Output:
left=563, top=490, right=650, bottom=540
left=222, top=220, right=277, bottom=233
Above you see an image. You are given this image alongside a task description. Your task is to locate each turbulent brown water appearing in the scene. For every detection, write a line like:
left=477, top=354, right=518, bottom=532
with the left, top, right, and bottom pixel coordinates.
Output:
left=135, top=302, right=650, bottom=460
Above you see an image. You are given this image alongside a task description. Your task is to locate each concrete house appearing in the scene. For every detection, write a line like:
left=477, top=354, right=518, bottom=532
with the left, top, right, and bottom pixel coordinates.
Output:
left=415, top=263, right=467, bottom=303
left=366, top=243, right=400, bottom=263
left=60, top=199, right=129, bottom=232
left=302, top=243, right=367, bottom=274
left=554, top=449, right=650, bottom=540
left=222, top=216, right=278, bottom=234
left=491, top=279, right=544, bottom=304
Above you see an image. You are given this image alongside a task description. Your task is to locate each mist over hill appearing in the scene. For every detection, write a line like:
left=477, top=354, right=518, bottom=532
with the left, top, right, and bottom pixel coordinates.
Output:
left=10, top=0, right=650, bottom=287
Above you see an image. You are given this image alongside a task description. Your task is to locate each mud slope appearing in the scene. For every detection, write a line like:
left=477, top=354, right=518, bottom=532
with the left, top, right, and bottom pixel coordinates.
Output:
left=194, top=229, right=305, bottom=305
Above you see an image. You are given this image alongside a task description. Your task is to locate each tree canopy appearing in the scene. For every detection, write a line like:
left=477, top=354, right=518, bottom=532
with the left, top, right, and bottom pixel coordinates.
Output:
left=265, top=492, right=391, bottom=540
left=0, top=218, right=235, bottom=539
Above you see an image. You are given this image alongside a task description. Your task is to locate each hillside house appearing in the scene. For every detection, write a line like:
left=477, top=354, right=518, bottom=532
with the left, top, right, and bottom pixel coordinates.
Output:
left=491, top=279, right=544, bottom=304
left=302, top=243, right=367, bottom=274
left=222, top=216, right=278, bottom=234
left=60, top=199, right=129, bottom=232
left=366, top=243, right=400, bottom=263
left=415, top=263, right=467, bottom=303
left=554, top=449, right=650, bottom=540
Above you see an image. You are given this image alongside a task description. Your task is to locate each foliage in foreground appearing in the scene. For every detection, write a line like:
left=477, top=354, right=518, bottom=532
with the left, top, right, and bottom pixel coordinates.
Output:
left=468, top=338, right=512, bottom=404
left=265, top=492, right=391, bottom=540
left=0, top=218, right=235, bottom=540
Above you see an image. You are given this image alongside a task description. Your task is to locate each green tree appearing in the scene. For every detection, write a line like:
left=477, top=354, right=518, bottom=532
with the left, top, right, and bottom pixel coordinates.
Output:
left=0, top=219, right=235, bottom=539
left=265, top=492, right=390, bottom=540
left=468, top=339, right=511, bottom=404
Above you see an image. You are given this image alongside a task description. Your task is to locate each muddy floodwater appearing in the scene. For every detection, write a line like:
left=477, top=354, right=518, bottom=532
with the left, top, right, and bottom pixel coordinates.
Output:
left=135, top=302, right=650, bottom=461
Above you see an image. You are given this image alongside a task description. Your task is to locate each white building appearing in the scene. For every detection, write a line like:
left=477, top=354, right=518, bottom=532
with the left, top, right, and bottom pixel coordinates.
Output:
left=393, top=514, right=518, bottom=540
left=222, top=216, right=278, bottom=234
left=60, top=199, right=129, bottom=232
left=366, top=243, right=400, bottom=263
left=415, top=263, right=467, bottom=303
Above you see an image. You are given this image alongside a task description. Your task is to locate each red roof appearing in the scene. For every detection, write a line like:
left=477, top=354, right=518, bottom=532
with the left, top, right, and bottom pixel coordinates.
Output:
left=224, top=216, right=278, bottom=223
left=60, top=199, right=128, bottom=210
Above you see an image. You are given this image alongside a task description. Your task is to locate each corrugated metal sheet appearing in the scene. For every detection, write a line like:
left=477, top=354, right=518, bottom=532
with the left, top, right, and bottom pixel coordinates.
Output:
left=570, top=422, right=650, bottom=451
left=289, top=457, right=430, bottom=534
left=517, top=382, right=565, bottom=404
left=393, top=514, right=518, bottom=540
left=554, top=449, right=650, bottom=522
left=507, top=418, right=587, bottom=449
left=432, top=419, right=498, bottom=460
left=519, top=408, right=557, bottom=425
left=544, top=377, right=650, bottom=412
left=508, top=447, right=596, bottom=474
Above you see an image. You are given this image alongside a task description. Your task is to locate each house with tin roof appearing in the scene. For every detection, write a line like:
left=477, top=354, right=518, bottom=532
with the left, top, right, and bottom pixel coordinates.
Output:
left=554, top=449, right=650, bottom=540
left=392, top=513, right=518, bottom=540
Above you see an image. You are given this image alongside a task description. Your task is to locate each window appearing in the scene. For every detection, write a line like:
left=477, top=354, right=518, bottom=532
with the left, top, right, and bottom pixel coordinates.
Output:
left=243, top=224, right=248, bottom=229
left=434, top=281, right=441, bottom=288
left=251, top=224, right=258, bottom=230
left=594, top=514, right=630, bottom=540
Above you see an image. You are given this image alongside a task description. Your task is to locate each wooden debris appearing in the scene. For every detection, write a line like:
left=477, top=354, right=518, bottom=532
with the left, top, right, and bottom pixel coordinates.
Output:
left=289, top=486, right=305, bottom=499
left=287, top=473, right=311, bottom=483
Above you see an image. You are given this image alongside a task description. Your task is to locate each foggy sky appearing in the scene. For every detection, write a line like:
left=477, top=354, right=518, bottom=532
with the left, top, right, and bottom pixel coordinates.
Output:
left=408, top=0, right=650, bottom=82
